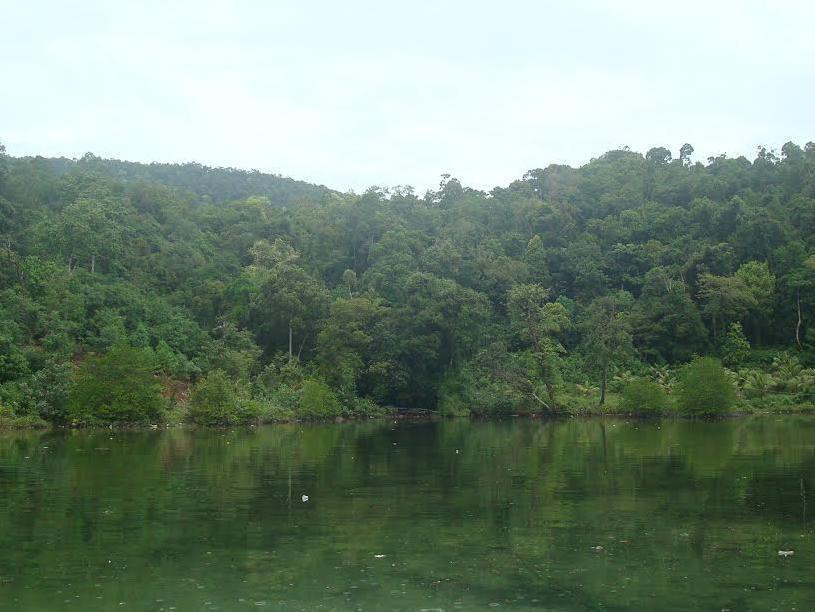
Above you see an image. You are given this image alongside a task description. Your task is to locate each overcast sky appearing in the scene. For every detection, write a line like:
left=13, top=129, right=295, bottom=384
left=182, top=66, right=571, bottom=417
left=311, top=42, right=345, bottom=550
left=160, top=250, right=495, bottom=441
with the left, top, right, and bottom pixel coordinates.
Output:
left=1, top=0, right=813, bottom=192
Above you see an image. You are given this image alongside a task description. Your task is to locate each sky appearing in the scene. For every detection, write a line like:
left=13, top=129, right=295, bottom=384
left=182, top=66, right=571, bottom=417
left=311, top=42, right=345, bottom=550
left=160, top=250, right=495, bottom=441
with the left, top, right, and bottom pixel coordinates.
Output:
left=1, top=0, right=813, bottom=192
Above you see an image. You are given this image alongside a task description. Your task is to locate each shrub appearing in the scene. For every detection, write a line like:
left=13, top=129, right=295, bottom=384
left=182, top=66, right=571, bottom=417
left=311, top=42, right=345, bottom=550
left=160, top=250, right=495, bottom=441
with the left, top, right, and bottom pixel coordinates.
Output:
left=255, top=396, right=295, bottom=422
left=0, top=381, right=28, bottom=415
left=438, top=393, right=468, bottom=417
left=438, top=368, right=473, bottom=417
left=440, top=356, right=531, bottom=416
left=0, top=361, right=71, bottom=422
left=268, top=383, right=300, bottom=414
left=68, top=345, right=164, bottom=424
left=30, top=361, right=72, bottom=422
left=154, top=340, right=197, bottom=379
left=341, top=395, right=386, bottom=418
left=621, top=378, right=669, bottom=414
left=188, top=370, right=239, bottom=425
left=297, top=379, right=341, bottom=420
left=0, top=404, right=48, bottom=429
left=675, top=357, right=736, bottom=416
left=234, top=397, right=263, bottom=423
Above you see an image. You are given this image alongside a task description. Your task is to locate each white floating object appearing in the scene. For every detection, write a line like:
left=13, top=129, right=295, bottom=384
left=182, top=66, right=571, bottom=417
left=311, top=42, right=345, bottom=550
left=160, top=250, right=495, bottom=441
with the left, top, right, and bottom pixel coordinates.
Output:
left=778, top=550, right=794, bottom=557
left=301, top=495, right=309, bottom=502
left=374, top=554, right=386, bottom=558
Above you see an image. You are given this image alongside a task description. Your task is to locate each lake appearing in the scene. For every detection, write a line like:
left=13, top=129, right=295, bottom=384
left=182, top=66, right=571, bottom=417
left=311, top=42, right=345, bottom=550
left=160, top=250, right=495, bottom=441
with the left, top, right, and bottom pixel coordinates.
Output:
left=1, top=417, right=814, bottom=610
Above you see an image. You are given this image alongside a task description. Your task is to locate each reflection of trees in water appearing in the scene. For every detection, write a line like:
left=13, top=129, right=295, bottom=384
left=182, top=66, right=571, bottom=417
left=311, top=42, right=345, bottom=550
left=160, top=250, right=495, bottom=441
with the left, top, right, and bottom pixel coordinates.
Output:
left=1, top=418, right=815, bottom=609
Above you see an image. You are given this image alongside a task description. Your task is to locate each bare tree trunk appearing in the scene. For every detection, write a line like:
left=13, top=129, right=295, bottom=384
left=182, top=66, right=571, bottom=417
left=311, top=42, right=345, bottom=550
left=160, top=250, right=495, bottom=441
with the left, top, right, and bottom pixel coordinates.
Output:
left=90, top=253, right=95, bottom=274
left=796, top=288, right=803, bottom=348
left=297, top=334, right=308, bottom=360
left=288, top=324, right=293, bottom=359
left=529, top=391, right=551, bottom=410
left=544, top=378, right=555, bottom=405
left=599, top=364, right=607, bottom=406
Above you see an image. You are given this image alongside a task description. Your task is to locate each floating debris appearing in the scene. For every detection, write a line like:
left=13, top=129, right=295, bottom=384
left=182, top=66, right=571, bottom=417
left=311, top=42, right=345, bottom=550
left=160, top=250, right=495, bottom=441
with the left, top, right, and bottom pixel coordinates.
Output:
left=374, top=554, right=386, bottom=558
left=301, top=494, right=309, bottom=502
left=778, top=550, right=794, bottom=557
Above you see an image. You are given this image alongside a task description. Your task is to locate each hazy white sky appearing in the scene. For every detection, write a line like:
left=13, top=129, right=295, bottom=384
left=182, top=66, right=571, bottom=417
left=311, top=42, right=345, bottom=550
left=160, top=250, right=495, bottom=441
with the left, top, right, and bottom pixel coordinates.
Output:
left=1, top=0, right=813, bottom=192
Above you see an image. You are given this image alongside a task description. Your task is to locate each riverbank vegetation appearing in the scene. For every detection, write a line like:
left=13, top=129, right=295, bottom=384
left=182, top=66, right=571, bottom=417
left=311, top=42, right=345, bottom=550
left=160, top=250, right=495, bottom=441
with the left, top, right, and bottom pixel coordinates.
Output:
left=2, top=141, right=815, bottom=425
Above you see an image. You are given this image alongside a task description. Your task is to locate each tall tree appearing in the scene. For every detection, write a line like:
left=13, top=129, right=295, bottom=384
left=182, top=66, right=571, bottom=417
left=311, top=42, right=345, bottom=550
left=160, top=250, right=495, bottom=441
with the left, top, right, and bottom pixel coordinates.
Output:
left=46, top=197, right=127, bottom=273
left=581, top=292, right=634, bottom=405
left=697, top=274, right=757, bottom=339
left=786, top=255, right=815, bottom=347
left=507, top=284, right=569, bottom=407
left=245, top=239, right=328, bottom=359
left=315, top=295, right=386, bottom=394
left=734, top=260, right=776, bottom=343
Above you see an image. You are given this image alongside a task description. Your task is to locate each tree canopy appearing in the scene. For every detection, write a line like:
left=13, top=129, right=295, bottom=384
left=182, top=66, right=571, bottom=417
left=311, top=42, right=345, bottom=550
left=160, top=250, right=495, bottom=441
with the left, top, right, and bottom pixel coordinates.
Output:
left=1, top=141, right=815, bottom=421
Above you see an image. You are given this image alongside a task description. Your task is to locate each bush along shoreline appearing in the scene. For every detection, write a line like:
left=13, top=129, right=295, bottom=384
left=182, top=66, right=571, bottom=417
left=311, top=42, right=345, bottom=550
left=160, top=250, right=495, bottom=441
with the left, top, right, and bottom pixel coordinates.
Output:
left=2, top=347, right=813, bottom=429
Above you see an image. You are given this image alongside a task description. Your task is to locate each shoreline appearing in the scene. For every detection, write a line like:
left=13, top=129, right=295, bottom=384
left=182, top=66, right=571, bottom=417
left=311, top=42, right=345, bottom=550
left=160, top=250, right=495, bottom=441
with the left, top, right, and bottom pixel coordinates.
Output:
left=4, top=405, right=815, bottom=432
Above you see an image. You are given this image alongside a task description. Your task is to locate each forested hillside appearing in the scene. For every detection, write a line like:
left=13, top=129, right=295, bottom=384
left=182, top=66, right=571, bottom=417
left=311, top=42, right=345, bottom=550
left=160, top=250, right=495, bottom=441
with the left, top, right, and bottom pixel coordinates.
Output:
left=2, top=141, right=815, bottom=425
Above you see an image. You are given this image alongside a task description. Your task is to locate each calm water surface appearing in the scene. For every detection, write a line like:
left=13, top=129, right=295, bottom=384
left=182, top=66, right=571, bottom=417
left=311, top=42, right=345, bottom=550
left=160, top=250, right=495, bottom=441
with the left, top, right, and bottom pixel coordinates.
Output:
left=2, top=418, right=815, bottom=610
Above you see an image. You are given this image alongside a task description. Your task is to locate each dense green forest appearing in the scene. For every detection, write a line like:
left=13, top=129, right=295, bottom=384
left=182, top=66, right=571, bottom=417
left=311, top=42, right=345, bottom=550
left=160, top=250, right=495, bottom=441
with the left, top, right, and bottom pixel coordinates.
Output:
left=2, top=141, right=815, bottom=426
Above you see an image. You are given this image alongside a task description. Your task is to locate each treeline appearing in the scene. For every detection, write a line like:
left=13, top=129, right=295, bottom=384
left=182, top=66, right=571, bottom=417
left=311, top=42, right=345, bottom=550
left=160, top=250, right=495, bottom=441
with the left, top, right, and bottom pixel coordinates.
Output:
left=1, top=141, right=815, bottom=425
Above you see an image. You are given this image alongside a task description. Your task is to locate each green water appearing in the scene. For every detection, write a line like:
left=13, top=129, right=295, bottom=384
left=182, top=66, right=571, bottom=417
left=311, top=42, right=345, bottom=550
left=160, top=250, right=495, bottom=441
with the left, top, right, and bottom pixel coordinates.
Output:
left=1, top=418, right=815, bottom=611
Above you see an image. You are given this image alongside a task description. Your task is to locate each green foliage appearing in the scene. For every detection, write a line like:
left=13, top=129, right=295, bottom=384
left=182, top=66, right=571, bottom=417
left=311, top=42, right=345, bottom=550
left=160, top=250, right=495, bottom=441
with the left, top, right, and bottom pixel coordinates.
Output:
left=720, top=322, right=751, bottom=367
left=202, top=323, right=262, bottom=381
left=267, top=383, right=301, bottom=415
left=770, top=352, right=815, bottom=395
left=698, top=274, right=757, bottom=339
left=444, top=346, right=542, bottom=415
left=315, top=296, right=386, bottom=393
left=68, top=345, right=164, bottom=424
left=341, top=395, right=387, bottom=418
left=0, top=404, right=48, bottom=429
left=507, top=284, right=569, bottom=407
left=154, top=340, right=195, bottom=378
left=245, top=239, right=328, bottom=358
left=188, top=370, right=240, bottom=425
left=621, top=378, right=670, bottom=414
left=738, top=369, right=774, bottom=399
left=297, top=379, right=341, bottom=420
left=438, top=368, right=475, bottom=417
left=631, top=269, right=708, bottom=363
left=257, top=355, right=305, bottom=392
left=3, top=142, right=815, bottom=425
left=29, top=361, right=73, bottom=421
left=735, top=261, right=775, bottom=315
left=581, top=291, right=634, bottom=404
left=188, top=374, right=272, bottom=426
left=676, top=357, right=736, bottom=416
